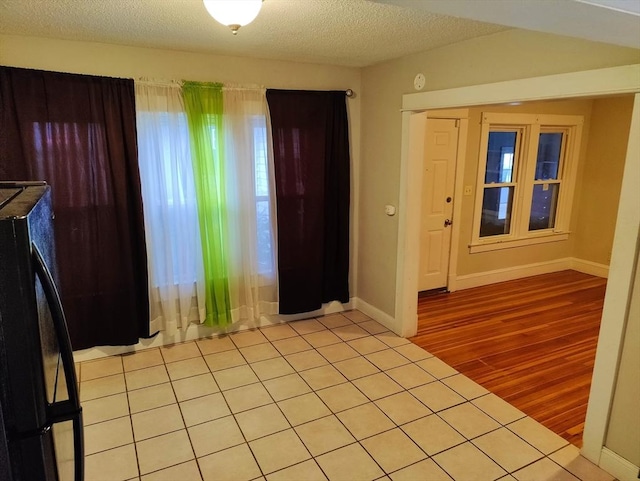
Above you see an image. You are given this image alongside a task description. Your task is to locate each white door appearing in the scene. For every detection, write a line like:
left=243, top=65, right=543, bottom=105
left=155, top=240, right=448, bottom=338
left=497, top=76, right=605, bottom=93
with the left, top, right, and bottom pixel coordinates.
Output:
left=418, top=118, right=458, bottom=292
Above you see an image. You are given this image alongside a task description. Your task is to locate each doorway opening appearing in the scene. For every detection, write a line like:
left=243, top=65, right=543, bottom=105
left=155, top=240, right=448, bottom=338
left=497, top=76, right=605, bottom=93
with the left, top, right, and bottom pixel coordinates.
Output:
left=394, top=64, right=640, bottom=463
left=412, top=95, right=630, bottom=447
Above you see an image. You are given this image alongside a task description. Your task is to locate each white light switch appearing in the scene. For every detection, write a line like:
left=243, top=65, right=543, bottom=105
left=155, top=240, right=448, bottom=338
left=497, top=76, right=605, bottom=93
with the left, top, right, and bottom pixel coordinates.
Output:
left=385, top=204, right=396, bottom=216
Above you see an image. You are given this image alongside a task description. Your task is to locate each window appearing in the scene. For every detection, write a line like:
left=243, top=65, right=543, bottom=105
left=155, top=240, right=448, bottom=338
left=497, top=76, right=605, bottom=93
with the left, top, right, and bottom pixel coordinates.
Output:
left=138, top=111, right=275, bottom=286
left=136, top=111, right=202, bottom=287
left=250, top=115, right=275, bottom=278
left=471, top=113, right=583, bottom=252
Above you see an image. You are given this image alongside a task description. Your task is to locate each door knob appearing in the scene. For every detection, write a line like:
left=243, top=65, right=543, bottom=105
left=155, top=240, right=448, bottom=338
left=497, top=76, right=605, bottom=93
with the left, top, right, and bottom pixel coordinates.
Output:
left=444, top=219, right=452, bottom=227
left=446, top=197, right=452, bottom=203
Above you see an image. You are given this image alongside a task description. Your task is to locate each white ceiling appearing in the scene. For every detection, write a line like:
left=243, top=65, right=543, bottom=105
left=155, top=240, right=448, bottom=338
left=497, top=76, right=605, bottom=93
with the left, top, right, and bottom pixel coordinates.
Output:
left=0, top=0, right=637, bottom=68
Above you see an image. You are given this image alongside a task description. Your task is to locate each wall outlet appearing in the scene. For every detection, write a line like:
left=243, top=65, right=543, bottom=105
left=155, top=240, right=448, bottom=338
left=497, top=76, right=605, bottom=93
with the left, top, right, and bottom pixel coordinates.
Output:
left=464, top=185, right=473, bottom=196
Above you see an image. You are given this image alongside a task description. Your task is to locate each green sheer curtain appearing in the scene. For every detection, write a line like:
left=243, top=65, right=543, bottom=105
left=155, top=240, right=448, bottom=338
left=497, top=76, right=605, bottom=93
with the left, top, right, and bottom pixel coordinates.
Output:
left=182, top=81, right=231, bottom=326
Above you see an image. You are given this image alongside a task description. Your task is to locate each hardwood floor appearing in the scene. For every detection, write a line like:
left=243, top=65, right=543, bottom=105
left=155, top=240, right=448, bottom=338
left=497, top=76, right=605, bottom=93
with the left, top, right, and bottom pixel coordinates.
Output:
left=411, top=270, right=607, bottom=448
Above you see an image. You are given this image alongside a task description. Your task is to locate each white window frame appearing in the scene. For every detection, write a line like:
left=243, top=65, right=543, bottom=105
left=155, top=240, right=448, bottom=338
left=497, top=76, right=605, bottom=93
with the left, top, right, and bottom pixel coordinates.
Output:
left=470, top=112, right=584, bottom=253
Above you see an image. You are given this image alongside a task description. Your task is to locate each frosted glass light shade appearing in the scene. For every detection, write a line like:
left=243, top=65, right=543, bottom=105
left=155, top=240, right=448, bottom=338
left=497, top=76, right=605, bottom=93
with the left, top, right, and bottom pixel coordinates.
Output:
left=203, top=0, right=262, bottom=34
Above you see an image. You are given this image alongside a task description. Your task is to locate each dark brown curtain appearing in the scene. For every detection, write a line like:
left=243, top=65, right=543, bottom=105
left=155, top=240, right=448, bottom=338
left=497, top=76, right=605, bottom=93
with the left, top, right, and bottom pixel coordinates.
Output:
left=266, top=90, right=350, bottom=314
left=0, top=66, right=149, bottom=350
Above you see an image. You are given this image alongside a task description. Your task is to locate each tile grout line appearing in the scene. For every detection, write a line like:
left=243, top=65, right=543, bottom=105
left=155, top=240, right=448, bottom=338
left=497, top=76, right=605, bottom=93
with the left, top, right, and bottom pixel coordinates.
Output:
left=78, top=311, right=594, bottom=481
left=225, top=317, right=376, bottom=479
left=122, top=356, right=142, bottom=481
left=265, top=320, right=404, bottom=474
left=233, top=322, right=329, bottom=479
left=163, top=349, right=202, bottom=481
left=258, top=323, right=435, bottom=478
left=228, top=337, right=285, bottom=480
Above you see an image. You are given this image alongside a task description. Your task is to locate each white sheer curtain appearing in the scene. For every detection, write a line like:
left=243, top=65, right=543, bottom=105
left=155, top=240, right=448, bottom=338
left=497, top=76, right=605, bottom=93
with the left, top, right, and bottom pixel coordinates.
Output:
left=135, top=81, right=206, bottom=333
left=222, top=86, right=278, bottom=322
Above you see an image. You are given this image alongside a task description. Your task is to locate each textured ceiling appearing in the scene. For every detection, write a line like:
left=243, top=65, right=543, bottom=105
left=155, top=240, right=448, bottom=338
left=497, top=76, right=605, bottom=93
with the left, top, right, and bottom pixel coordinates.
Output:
left=0, top=0, right=508, bottom=67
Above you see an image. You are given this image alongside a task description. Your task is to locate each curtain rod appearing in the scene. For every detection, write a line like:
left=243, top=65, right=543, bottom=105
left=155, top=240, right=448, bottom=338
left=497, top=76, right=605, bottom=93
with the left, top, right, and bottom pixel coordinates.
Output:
left=136, top=78, right=182, bottom=87
left=136, top=78, right=355, bottom=97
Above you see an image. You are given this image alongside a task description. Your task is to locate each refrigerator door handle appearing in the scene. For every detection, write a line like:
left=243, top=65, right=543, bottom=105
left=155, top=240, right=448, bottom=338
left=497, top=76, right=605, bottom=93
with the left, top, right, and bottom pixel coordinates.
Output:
left=32, top=243, right=84, bottom=481
left=48, top=400, right=82, bottom=423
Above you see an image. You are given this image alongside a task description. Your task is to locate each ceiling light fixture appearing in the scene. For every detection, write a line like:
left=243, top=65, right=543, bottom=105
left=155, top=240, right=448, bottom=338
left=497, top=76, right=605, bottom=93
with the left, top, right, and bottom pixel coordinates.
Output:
left=203, top=0, right=263, bottom=35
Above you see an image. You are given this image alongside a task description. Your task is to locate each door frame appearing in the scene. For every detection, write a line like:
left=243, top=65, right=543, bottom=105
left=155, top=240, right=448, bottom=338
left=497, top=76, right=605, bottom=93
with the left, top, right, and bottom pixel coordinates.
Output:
left=394, top=64, right=640, bottom=464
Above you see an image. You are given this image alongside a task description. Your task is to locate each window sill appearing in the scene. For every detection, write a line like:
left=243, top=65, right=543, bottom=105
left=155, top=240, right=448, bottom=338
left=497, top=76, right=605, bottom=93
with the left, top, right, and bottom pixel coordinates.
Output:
left=469, top=232, right=570, bottom=253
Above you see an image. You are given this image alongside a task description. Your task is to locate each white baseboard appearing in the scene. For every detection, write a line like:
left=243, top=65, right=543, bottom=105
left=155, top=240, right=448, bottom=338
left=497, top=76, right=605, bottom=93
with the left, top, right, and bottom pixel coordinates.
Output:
left=570, top=258, right=609, bottom=278
left=454, top=258, right=572, bottom=291
left=599, top=447, right=639, bottom=481
left=452, top=257, right=610, bottom=291
left=353, top=297, right=397, bottom=333
left=74, top=298, right=355, bottom=362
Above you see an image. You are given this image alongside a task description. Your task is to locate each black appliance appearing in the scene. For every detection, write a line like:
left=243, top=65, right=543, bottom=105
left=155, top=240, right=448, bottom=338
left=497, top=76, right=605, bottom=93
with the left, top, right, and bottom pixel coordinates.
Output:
left=0, top=182, right=83, bottom=481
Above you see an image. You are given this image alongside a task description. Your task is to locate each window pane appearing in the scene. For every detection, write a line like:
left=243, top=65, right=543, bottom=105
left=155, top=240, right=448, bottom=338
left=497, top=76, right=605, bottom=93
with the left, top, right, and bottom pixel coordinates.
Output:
left=529, top=183, right=559, bottom=231
left=252, top=117, right=273, bottom=276
left=535, top=132, right=562, bottom=180
left=253, top=119, right=269, bottom=198
left=256, top=199, right=273, bottom=275
left=480, top=187, right=513, bottom=237
left=136, top=111, right=201, bottom=286
left=485, top=131, right=517, bottom=184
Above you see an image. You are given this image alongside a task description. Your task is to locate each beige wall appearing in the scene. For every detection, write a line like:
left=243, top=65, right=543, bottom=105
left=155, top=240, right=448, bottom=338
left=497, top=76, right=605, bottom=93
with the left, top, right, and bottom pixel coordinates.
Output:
left=0, top=33, right=362, bottom=297
left=604, top=246, right=640, bottom=466
left=574, top=96, right=635, bottom=265
left=0, top=34, right=361, bottom=90
left=360, top=29, right=640, bottom=316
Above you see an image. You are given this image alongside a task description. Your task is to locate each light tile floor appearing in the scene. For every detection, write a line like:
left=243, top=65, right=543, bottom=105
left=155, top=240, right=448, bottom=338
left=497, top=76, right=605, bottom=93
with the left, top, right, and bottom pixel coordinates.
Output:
left=78, top=310, right=615, bottom=481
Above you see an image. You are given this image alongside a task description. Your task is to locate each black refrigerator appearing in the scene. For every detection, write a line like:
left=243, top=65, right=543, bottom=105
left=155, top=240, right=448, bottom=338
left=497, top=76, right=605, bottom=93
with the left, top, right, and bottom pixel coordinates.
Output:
left=0, top=182, right=84, bottom=481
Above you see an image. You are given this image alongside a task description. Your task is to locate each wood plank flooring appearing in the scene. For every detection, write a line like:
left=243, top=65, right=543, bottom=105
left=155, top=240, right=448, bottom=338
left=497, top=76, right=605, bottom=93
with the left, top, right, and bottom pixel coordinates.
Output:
left=411, top=270, right=607, bottom=447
